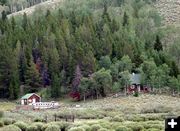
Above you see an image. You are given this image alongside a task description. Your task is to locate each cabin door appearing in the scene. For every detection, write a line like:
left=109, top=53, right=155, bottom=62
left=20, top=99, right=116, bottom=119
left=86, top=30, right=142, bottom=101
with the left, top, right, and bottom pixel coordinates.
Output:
left=32, top=98, right=36, bottom=103
left=21, top=100, right=24, bottom=105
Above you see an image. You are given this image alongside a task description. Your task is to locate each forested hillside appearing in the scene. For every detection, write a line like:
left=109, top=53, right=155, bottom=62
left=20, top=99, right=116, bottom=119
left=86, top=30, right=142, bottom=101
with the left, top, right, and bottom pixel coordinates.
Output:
left=0, top=0, right=180, bottom=100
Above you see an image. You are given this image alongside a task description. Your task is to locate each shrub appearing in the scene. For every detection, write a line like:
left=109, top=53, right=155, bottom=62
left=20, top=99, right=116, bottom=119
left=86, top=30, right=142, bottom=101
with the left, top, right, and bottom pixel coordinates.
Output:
left=146, top=115, right=163, bottom=121
left=141, top=105, right=172, bottom=114
left=45, top=125, right=59, bottom=131
left=103, top=117, right=111, bottom=121
left=100, top=122, right=111, bottom=129
left=128, top=123, right=144, bottom=131
left=0, top=125, right=21, bottom=131
left=79, top=125, right=91, bottom=131
left=3, top=118, right=16, bottom=125
left=32, top=122, right=44, bottom=131
left=26, top=125, right=38, bottom=131
left=34, top=117, right=46, bottom=122
left=0, top=111, right=3, bottom=118
left=146, top=128, right=159, bottom=131
left=116, top=126, right=132, bottom=131
left=69, top=127, right=85, bottom=131
left=133, top=92, right=139, bottom=97
left=91, top=124, right=102, bottom=131
left=98, top=128, right=108, bottom=131
left=0, top=120, right=4, bottom=127
left=41, top=122, right=70, bottom=131
left=14, top=121, right=28, bottom=131
left=125, top=115, right=145, bottom=122
left=41, top=124, right=49, bottom=131
left=111, top=116, right=124, bottom=122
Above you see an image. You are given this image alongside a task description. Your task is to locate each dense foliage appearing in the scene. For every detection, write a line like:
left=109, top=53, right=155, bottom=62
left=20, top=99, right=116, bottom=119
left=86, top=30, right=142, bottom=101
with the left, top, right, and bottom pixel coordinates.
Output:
left=0, top=0, right=179, bottom=99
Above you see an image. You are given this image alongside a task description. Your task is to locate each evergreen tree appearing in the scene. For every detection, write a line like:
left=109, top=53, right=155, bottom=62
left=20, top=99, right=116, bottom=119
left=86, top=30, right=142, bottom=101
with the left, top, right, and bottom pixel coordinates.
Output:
left=102, top=2, right=111, bottom=23
left=22, top=13, right=28, bottom=30
left=170, top=61, right=179, bottom=78
left=72, top=65, right=82, bottom=93
left=51, top=73, right=61, bottom=98
left=154, top=35, right=163, bottom=51
left=25, top=56, right=41, bottom=88
left=11, top=16, right=16, bottom=31
left=1, top=10, right=7, bottom=21
left=123, top=12, right=129, bottom=26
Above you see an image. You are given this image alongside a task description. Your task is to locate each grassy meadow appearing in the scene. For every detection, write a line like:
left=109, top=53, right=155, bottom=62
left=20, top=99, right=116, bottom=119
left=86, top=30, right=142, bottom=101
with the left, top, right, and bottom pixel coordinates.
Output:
left=0, top=94, right=180, bottom=131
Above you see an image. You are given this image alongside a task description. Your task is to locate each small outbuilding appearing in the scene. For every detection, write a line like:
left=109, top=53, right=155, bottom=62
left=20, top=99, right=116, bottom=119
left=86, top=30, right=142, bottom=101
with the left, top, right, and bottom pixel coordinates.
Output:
left=21, top=93, right=41, bottom=105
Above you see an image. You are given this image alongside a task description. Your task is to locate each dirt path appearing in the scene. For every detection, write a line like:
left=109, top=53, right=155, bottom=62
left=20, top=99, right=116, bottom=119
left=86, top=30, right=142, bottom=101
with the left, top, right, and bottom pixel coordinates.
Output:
left=7, top=0, right=64, bottom=18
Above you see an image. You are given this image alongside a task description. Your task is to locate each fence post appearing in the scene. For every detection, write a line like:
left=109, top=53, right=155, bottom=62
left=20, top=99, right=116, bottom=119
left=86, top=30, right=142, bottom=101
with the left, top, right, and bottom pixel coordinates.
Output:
left=54, top=114, right=57, bottom=121
left=72, top=115, right=74, bottom=122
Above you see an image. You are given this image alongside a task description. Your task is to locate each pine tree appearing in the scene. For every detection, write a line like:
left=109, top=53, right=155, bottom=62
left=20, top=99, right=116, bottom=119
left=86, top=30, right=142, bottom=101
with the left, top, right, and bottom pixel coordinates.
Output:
left=9, top=71, right=19, bottom=99
left=102, top=3, right=111, bottom=23
left=170, top=61, right=179, bottom=78
left=11, top=16, right=16, bottom=31
left=154, top=35, right=163, bottom=51
left=51, top=73, right=61, bottom=98
left=123, top=12, right=129, bottom=27
left=1, top=10, right=7, bottom=21
left=22, top=13, right=28, bottom=30
left=72, top=65, right=82, bottom=93
left=25, top=56, right=41, bottom=88
left=55, top=32, right=68, bottom=69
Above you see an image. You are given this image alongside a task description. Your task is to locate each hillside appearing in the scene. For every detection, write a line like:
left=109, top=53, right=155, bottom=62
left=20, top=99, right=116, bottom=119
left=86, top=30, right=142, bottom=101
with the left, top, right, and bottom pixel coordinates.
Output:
left=6, top=0, right=180, bottom=27
left=7, top=0, right=64, bottom=18
left=154, top=0, right=180, bottom=26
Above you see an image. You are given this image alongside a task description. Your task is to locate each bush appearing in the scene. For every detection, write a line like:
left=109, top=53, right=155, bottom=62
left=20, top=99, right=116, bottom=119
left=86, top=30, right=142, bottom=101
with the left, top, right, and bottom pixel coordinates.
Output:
left=0, top=120, right=4, bottom=127
left=98, top=128, right=108, bottom=131
left=26, top=125, right=38, bottom=131
left=69, top=127, right=85, bottom=131
left=125, top=115, right=145, bottom=122
left=128, top=123, right=144, bottom=131
left=34, top=117, right=46, bottom=122
left=45, top=125, right=59, bottom=131
left=79, top=125, right=91, bottom=131
left=41, top=122, right=70, bottom=131
left=146, top=128, right=159, bottom=131
left=141, top=105, right=172, bottom=114
left=146, top=115, right=163, bottom=121
left=133, top=92, right=139, bottom=97
left=14, top=121, right=28, bottom=131
left=41, top=124, right=49, bottom=131
left=91, top=124, right=102, bottom=131
left=99, top=122, right=111, bottom=129
left=116, top=126, right=132, bottom=131
left=0, top=125, right=21, bottom=131
left=3, top=118, right=16, bottom=125
left=0, top=111, right=3, bottom=118
left=32, top=122, right=44, bottom=131
left=111, top=116, right=124, bottom=122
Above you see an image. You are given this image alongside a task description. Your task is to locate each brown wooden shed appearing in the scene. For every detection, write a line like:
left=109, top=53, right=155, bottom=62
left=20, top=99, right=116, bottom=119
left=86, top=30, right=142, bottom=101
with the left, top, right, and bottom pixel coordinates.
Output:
left=21, top=93, right=41, bottom=105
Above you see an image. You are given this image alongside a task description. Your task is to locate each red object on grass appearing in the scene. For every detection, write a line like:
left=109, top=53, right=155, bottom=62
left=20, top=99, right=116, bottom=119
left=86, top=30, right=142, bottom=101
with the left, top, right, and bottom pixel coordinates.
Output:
left=69, top=92, right=80, bottom=101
